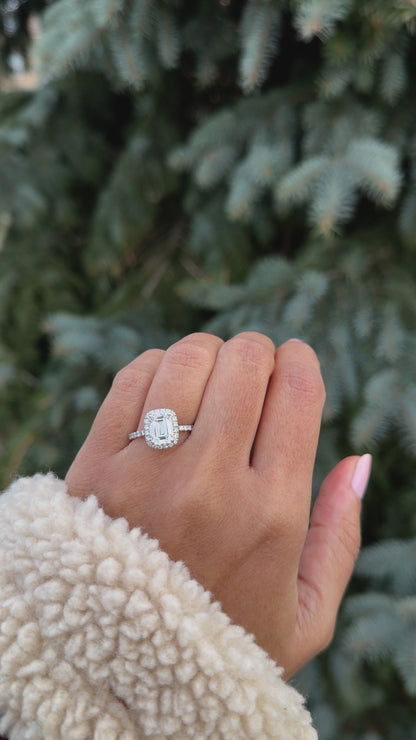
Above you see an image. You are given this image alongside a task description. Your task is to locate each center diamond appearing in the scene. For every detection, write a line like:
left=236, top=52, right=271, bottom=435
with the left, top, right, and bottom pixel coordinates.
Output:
left=144, top=408, right=179, bottom=449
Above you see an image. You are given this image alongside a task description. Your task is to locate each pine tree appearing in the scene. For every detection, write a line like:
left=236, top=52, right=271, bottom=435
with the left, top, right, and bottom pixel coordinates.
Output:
left=1, top=1, right=416, bottom=735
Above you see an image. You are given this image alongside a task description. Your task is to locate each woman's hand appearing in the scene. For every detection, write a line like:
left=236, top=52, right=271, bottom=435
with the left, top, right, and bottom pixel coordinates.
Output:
left=66, top=332, right=369, bottom=678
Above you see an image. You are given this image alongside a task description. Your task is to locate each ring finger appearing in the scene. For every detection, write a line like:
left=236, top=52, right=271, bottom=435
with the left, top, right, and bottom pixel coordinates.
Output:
left=129, top=333, right=223, bottom=454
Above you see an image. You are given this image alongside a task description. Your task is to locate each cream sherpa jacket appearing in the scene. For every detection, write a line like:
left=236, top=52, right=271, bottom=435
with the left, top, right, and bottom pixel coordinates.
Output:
left=0, top=474, right=317, bottom=740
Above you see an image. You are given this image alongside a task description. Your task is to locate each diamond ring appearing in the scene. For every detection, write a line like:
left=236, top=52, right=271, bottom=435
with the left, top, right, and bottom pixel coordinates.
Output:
left=128, top=408, right=194, bottom=450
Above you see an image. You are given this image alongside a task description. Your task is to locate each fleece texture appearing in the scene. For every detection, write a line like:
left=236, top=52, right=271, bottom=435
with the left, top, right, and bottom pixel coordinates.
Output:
left=0, top=474, right=317, bottom=739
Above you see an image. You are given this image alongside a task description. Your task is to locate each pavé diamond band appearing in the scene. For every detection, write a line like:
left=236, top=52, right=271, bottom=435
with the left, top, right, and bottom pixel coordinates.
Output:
left=129, top=408, right=194, bottom=450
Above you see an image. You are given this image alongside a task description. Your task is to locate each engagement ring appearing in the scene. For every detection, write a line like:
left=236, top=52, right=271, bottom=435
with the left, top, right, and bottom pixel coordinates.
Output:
left=129, top=408, right=194, bottom=450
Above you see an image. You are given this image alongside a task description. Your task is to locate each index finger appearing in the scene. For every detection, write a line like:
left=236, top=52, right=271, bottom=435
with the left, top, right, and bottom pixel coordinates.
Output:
left=85, top=349, right=164, bottom=455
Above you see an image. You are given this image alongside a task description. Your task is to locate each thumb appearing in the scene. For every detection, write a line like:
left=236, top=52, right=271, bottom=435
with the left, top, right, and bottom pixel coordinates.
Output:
left=296, top=454, right=371, bottom=656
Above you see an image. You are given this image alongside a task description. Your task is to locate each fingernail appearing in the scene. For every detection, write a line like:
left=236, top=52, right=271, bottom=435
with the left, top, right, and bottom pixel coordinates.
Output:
left=288, top=338, right=303, bottom=343
left=352, top=453, right=372, bottom=499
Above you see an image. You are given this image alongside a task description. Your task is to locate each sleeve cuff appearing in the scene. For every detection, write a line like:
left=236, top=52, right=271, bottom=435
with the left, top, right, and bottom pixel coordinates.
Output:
left=0, top=473, right=316, bottom=739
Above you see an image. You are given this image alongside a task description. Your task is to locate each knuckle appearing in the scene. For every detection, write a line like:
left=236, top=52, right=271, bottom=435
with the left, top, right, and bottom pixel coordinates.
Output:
left=226, top=334, right=274, bottom=371
left=166, top=338, right=215, bottom=372
left=183, top=331, right=223, bottom=347
left=280, top=362, right=325, bottom=405
left=259, top=489, right=309, bottom=545
left=112, top=350, right=161, bottom=393
left=112, top=364, right=138, bottom=391
left=337, top=515, right=361, bottom=564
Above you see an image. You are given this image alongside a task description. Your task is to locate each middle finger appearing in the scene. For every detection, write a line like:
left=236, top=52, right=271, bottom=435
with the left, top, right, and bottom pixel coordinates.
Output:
left=129, top=333, right=223, bottom=453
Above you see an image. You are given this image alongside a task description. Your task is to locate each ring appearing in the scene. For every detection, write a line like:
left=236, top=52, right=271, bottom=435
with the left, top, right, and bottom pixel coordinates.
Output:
left=128, top=408, right=194, bottom=449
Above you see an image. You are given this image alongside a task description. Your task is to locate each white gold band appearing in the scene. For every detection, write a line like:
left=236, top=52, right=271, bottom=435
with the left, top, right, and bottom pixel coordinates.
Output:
left=128, top=426, right=193, bottom=440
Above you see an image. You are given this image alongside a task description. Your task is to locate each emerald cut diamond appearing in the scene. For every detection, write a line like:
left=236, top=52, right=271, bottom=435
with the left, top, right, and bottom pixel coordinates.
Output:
left=144, top=408, right=179, bottom=449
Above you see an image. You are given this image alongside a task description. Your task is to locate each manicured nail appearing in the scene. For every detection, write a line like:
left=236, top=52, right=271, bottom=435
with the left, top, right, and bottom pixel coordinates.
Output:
left=352, top=453, right=372, bottom=499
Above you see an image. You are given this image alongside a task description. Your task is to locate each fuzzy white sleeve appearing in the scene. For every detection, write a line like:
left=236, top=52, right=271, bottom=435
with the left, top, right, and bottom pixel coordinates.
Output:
left=0, top=474, right=317, bottom=740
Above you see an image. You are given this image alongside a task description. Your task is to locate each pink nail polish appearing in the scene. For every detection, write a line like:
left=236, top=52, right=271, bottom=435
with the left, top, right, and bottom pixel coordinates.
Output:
left=352, top=453, right=372, bottom=499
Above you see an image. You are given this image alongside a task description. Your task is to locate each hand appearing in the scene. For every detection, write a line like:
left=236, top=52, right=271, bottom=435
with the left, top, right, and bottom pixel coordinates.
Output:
left=66, top=332, right=367, bottom=678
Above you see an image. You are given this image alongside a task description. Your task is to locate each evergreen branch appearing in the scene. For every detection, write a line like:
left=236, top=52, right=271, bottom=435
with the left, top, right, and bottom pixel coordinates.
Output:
left=34, top=0, right=123, bottom=79
left=353, top=304, right=375, bottom=341
left=194, top=145, right=237, bottom=188
left=277, top=155, right=329, bottom=206
left=345, top=592, right=416, bottom=697
left=375, top=304, right=405, bottom=362
left=282, top=270, right=328, bottom=330
left=226, top=140, right=291, bottom=220
left=398, top=394, right=416, bottom=454
left=318, top=64, right=353, bottom=99
left=179, top=282, right=247, bottom=311
left=226, top=159, right=259, bottom=220
left=179, top=109, right=239, bottom=161
left=356, top=539, right=416, bottom=594
left=194, top=56, right=218, bottom=88
left=88, top=133, right=169, bottom=269
left=130, top=0, right=157, bottom=38
left=346, top=609, right=403, bottom=661
left=399, top=184, right=416, bottom=248
left=246, top=257, right=294, bottom=295
left=302, top=101, right=383, bottom=158
left=109, top=21, right=149, bottom=89
left=309, top=162, right=357, bottom=234
left=395, top=633, right=416, bottom=696
left=346, top=138, right=402, bottom=206
left=351, top=370, right=398, bottom=448
left=328, top=321, right=358, bottom=400
left=380, top=52, right=407, bottom=104
left=247, top=143, right=285, bottom=185
left=295, top=0, right=354, bottom=41
left=388, top=1, right=416, bottom=32
left=239, top=1, right=281, bottom=93
left=46, top=313, right=142, bottom=372
left=156, top=8, right=180, bottom=69
left=91, top=0, right=125, bottom=26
